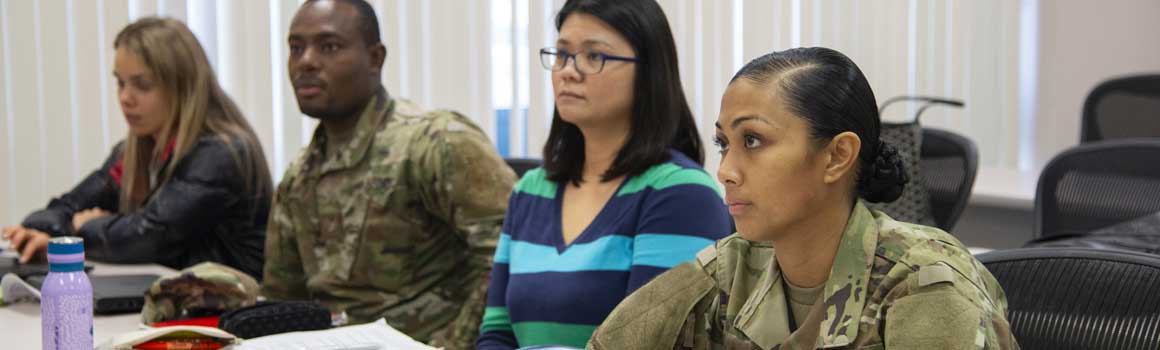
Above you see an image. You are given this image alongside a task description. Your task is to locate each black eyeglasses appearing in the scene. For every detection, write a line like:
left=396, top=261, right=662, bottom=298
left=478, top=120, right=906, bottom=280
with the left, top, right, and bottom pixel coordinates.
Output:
left=539, top=47, right=639, bottom=75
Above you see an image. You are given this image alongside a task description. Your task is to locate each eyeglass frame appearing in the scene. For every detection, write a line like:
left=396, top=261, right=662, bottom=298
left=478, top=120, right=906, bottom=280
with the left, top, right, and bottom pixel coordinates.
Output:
left=539, top=47, right=640, bottom=75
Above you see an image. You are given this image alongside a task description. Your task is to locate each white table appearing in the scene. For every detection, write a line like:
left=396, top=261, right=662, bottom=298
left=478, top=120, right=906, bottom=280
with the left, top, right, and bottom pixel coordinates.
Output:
left=0, top=261, right=178, bottom=349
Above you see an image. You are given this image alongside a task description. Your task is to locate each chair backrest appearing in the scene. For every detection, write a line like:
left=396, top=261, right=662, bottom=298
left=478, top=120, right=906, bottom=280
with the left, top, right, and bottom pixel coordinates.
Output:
left=918, top=127, right=978, bottom=232
left=505, top=158, right=542, bottom=178
left=870, top=96, right=965, bottom=229
left=1035, top=139, right=1160, bottom=238
left=1081, top=74, right=1160, bottom=143
left=976, top=248, right=1160, bottom=350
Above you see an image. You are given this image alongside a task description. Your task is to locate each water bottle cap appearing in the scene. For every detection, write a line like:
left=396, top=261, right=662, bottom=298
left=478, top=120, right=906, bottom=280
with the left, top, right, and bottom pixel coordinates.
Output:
left=47, top=237, right=85, bottom=272
left=48, top=237, right=84, bottom=254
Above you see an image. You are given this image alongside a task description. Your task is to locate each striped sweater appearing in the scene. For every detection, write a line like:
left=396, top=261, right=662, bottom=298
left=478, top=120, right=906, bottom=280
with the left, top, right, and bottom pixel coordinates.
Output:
left=476, top=151, right=733, bottom=349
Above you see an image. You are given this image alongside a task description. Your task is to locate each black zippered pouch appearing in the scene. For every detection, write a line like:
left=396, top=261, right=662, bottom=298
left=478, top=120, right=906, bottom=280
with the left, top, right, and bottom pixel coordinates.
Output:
left=217, top=301, right=332, bottom=339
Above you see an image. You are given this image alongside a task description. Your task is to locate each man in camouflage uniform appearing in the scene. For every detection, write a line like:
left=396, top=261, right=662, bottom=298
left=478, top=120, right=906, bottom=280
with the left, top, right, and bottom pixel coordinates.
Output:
left=262, top=1, right=516, bottom=349
left=588, top=202, right=1019, bottom=350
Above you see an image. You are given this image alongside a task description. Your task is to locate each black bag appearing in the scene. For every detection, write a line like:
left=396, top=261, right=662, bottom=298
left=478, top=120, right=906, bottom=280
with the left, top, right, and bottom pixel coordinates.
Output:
left=866, top=96, right=964, bottom=228
left=1025, top=232, right=1160, bottom=255
left=1026, top=211, right=1160, bottom=254
left=217, top=301, right=332, bottom=339
left=868, top=120, right=937, bottom=227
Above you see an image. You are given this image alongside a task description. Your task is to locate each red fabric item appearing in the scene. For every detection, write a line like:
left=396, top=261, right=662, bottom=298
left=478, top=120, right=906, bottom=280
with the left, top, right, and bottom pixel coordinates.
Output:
left=132, top=339, right=225, bottom=350
left=109, top=158, right=124, bottom=185
left=149, top=316, right=221, bottom=328
left=109, top=139, right=177, bottom=185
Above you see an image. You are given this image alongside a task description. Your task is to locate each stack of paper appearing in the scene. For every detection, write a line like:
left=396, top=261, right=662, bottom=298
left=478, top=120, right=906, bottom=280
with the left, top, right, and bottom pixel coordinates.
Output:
left=233, top=318, right=438, bottom=350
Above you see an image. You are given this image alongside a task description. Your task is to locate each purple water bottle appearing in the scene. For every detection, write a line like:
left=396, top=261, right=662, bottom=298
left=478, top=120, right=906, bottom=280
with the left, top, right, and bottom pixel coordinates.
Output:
left=41, top=237, right=93, bottom=350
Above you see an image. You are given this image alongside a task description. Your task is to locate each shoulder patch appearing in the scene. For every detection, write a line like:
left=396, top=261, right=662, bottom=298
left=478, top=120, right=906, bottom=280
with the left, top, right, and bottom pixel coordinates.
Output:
left=917, top=263, right=957, bottom=287
left=696, top=244, right=717, bottom=266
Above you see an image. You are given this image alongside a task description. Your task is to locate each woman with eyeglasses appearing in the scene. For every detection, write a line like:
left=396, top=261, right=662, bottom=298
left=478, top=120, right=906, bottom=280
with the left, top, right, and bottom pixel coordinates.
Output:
left=475, top=0, right=732, bottom=349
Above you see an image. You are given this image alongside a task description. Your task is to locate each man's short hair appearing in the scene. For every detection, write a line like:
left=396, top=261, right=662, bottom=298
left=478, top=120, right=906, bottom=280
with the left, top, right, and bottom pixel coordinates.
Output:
left=305, top=0, right=381, bottom=46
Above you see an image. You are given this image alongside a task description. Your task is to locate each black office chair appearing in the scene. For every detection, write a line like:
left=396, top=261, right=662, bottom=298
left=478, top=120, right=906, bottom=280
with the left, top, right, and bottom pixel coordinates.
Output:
left=505, top=158, right=542, bottom=178
left=1035, top=139, right=1160, bottom=239
left=976, top=247, right=1160, bottom=350
left=1081, top=74, right=1160, bottom=143
left=918, top=128, right=978, bottom=232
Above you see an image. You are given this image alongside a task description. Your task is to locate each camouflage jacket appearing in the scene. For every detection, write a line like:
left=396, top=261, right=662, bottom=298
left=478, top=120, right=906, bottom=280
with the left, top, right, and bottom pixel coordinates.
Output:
left=589, top=201, right=1019, bottom=350
left=261, top=89, right=516, bottom=349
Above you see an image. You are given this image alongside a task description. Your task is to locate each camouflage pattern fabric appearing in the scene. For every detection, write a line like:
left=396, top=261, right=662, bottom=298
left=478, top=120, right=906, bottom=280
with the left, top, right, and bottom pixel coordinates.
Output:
left=261, top=88, right=516, bottom=350
left=141, top=262, right=260, bottom=323
left=589, top=201, right=1019, bottom=350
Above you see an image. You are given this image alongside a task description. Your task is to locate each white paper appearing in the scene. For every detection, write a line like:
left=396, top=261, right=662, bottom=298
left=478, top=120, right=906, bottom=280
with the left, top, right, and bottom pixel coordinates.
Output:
left=233, top=318, right=439, bottom=350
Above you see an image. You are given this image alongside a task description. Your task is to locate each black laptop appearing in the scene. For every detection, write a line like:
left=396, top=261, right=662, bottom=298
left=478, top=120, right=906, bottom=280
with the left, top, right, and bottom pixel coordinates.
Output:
left=90, top=274, right=161, bottom=314
left=0, top=255, right=93, bottom=276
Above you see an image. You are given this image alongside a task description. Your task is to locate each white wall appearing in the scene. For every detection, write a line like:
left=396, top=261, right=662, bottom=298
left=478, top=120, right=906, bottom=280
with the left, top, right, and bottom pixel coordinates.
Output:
left=952, top=0, right=1160, bottom=250
left=1031, top=0, right=1160, bottom=170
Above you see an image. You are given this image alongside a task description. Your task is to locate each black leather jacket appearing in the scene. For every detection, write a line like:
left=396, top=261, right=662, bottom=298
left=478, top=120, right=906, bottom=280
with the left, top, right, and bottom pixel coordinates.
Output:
left=21, top=135, right=270, bottom=279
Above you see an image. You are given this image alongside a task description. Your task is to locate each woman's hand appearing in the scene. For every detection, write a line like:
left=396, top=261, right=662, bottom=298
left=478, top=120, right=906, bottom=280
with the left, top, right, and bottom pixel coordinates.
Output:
left=2, top=226, right=51, bottom=263
left=72, top=208, right=111, bottom=232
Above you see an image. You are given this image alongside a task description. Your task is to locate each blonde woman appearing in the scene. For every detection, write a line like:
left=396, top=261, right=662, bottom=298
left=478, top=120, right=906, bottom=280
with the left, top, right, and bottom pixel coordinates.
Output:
left=2, top=17, right=272, bottom=279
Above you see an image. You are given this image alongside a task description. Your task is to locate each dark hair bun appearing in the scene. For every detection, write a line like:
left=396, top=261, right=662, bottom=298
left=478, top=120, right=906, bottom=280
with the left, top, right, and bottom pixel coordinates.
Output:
left=858, top=141, right=909, bottom=203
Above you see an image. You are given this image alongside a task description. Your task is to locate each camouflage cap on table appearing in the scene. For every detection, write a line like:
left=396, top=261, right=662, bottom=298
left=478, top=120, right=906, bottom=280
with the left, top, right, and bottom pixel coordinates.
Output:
left=141, top=262, right=260, bottom=323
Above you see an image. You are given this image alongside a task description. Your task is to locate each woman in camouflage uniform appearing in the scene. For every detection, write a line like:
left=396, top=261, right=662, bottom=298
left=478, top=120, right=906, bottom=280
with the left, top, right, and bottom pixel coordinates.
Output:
left=587, top=48, right=1019, bottom=350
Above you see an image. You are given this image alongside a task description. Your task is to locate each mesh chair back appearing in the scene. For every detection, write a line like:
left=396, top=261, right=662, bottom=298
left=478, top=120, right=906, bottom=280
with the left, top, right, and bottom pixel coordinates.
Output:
left=505, top=158, right=542, bottom=178
left=1081, top=74, right=1160, bottom=142
left=918, top=128, right=978, bottom=232
left=977, top=248, right=1160, bottom=350
left=1036, top=140, right=1160, bottom=238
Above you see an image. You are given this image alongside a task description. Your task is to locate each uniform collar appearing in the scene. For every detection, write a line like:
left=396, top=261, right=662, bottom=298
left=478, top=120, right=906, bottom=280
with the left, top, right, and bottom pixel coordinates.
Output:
left=735, top=201, right=878, bottom=349
left=304, top=88, right=393, bottom=175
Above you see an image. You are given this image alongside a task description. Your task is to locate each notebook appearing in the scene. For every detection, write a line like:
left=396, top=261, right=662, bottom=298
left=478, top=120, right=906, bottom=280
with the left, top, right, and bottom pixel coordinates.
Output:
left=233, top=318, right=436, bottom=350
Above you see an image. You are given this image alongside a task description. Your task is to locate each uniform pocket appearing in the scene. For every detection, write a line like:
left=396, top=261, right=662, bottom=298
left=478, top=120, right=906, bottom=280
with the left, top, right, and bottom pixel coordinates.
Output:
left=349, top=173, right=415, bottom=291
